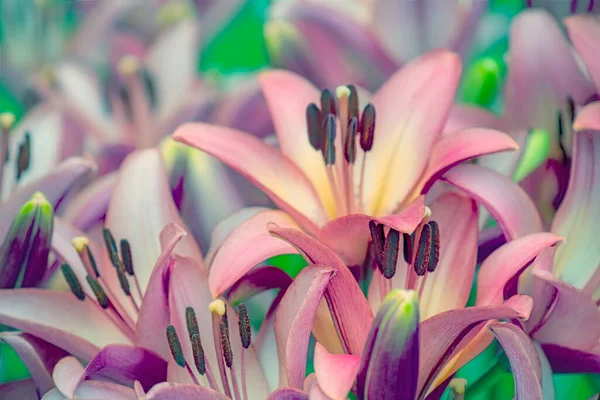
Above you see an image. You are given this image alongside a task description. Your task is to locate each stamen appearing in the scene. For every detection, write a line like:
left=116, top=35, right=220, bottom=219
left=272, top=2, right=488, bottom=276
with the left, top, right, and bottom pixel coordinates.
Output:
left=210, top=299, right=233, bottom=398
left=72, top=237, right=100, bottom=277
left=191, top=333, right=206, bottom=375
left=238, top=303, right=251, bottom=349
left=414, top=224, right=432, bottom=276
left=61, top=263, right=85, bottom=301
left=102, top=228, right=120, bottom=268
left=86, top=275, right=109, bottom=309
left=428, top=221, right=440, bottom=273
left=166, top=325, right=185, bottom=367
left=383, top=229, right=400, bottom=279
left=369, top=220, right=385, bottom=268
left=306, top=103, right=322, bottom=151
left=323, top=113, right=337, bottom=165
left=449, top=378, right=467, bottom=400
left=16, top=132, right=31, bottom=182
left=116, top=264, right=131, bottom=297
left=344, top=117, right=358, bottom=164
left=566, top=96, right=575, bottom=123
left=209, top=299, right=226, bottom=317
left=120, top=239, right=134, bottom=275
left=118, top=54, right=140, bottom=77
left=403, top=232, right=413, bottom=264
left=0, top=112, right=15, bottom=131
left=320, top=89, right=337, bottom=116
left=347, top=85, right=359, bottom=121
left=359, top=104, right=375, bottom=152
left=186, top=307, right=199, bottom=338
left=220, top=320, right=233, bottom=368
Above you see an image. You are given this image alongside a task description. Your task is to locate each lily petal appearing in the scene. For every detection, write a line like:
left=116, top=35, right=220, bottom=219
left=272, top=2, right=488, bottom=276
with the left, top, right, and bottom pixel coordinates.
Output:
left=417, top=295, right=533, bottom=396
left=1, top=156, right=96, bottom=239
left=62, top=172, right=117, bottom=232
left=0, top=289, right=131, bottom=360
left=489, top=322, right=543, bottom=400
left=444, top=104, right=504, bottom=133
left=0, top=332, right=67, bottom=396
left=420, top=129, right=518, bottom=193
left=135, top=223, right=185, bottom=359
left=106, top=149, right=203, bottom=292
left=551, top=130, right=600, bottom=288
left=42, top=381, right=137, bottom=400
left=274, top=265, right=334, bottom=389
left=0, top=380, right=38, bottom=399
left=269, top=226, right=374, bottom=356
left=574, top=102, right=600, bottom=131
left=316, top=197, right=425, bottom=266
left=442, top=163, right=543, bottom=240
left=565, top=15, right=600, bottom=93
left=267, top=387, right=309, bottom=400
left=173, top=123, right=326, bottom=232
left=52, top=356, right=84, bottom=398
left=541, top=344, right=600, bottom=374
left=227, top=266, right=292, bottom=306
left=419, top=192, right=478, bottom=319
left=143, top=383, right=229, bottom=400
left=314, top=342, right=360, bottom=400
left=476, top=233, right=564, bottom=306
left=209, top=210, right=299, bottom=297
left=367, top=50, right=461, bottom=215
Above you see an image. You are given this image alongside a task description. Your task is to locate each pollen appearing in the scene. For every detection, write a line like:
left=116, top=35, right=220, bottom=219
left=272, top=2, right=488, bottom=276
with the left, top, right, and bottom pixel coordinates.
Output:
left=209, top=299, right=226, bottom=316
left=0, top=112, right=15, bottom=130
left=71, top=236, right=90, bottom=253
left=335, top=85, right=351, bottom=99
left=118, top=55, right=140, bottom=77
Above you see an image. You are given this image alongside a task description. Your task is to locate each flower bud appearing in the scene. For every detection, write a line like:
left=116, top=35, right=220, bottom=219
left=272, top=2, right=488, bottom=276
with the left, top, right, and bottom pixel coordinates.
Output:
left=0, top=192, right=54, bottom=288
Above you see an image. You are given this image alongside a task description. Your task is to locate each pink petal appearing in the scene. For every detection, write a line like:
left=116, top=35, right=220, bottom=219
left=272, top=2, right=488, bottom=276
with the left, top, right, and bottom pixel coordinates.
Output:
left=135, top=223, right=186, bottom=360
left=565, top=15, right=600, bottom=93
left=316, top=197, right=425, bottom=266
left=226, top=266, right=292, bottom=307
left=106, top=149, right=203, bottom=292
left=52, top=356, right=84, bottom=398
left=477, top=233, right=564, bottom=306
left=529, top=267, right=600, bottom=351
left=173, top=123, right=327, bottom=231
left=420, top=129, right=518, bottom=193
left=0, top=289, right=131, bottom=360
left=274, top=265, right=334, bottom=388
left=419, top=193, right=478, bottom=319
left=551, top=130, right=600, bottom=288
left=442, top=163, right=543, bottom=240
left=1, top=156, right=96, bottom=239
left=258, top=70, right=336, bottom=218
left=366, top=51, right=461, bottom=215
left=505, top=10, right=594, bottom=131
left=489, top=322, right=543, bottom=399
left=313, top=342, right=360, bottom=400
left=144, top=383, right=231, bottom=400
left=267, top=388, right=309, bottom=400
left=0, top=380, right=38, bottom=399
left=574, top=101, right=600, bottom=131
left=168, top=256, right=270, bottom=397
left=444, top=104, right=504, bottom=134
left=269, top=227, right=373, bottom=356
left=209, top=210, right=300, bottom=297
left=62, top=172, right=117, bottom=232
left=417, top=295, right=533, bottom=396
left=0, top=333, right=67, bottom=395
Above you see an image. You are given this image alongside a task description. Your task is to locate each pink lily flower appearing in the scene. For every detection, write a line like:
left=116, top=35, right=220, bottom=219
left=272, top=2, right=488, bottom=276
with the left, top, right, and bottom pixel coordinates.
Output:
left=447, top=10, right=597, bottom=228
left=173, top=51, right=520, bottom=283
left=476, top=128, right=600, bottom=386
left=526, top=0, right=600, bottom=19
left=266, top=225, right=537, bottom=398
left=264, top=0, right=487, bottom=90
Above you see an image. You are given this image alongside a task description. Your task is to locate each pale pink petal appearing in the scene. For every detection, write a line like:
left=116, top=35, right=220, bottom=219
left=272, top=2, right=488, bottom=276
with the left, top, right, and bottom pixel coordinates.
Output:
left=135, top=223, right=186, bottom=360
left=316, top=197, right=425, bottom=266
left=173, top=123, right=327, bottom=231
left=417, top=295, right=533, bottom=396
left=444, top=104, right=505, bottom=134
left=259, top=70, right=336, bottom=219
left=442, top=164, right=543, bottom=240
left=267, top=387, right=310, bottom=400
left=366, top=51, right=461, bottom=216
left=73, top=381, right=137, bottom=399
left=209, top=210, right=300, bottom=297
left=419, top=129, right=518, bottom=193
left=168, top=256, right=270, bottom=397
left=574, top=101, right=600, bottom=131
left=52, top=356, right=84, bottom=398
left=0, top=289, right=131, bottom=360
left=1, top=380, right=38, bottom=399
left=313, top=342, right=360, bottom=400
left=274, top=265, right=334, bottom=388
left=63, top=172, right=117, bottom=232
left=551, top=130, right=600, bottom=288
left=269, top=227, right=373, bottom=356
left=489, top=323, right=543, bottom=399
left=565, top=15, right=600, bottom=93
left=419, top=193, right=478, bottom=319
left=144, top=382, right=233, bottom=400
left=477, top=233, right=564, bottom=306
left=0, top=333, right=66, bottom=395
left=106, top=149, right=203, bottom=292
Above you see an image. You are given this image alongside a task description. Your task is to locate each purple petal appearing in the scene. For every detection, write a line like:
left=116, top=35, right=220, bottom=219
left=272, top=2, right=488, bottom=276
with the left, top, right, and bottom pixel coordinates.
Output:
left=226, top=266, right=292, bottom=306
left=542, top=344, right=600, bottom=374
left=0, top=380, right=38, bottom=399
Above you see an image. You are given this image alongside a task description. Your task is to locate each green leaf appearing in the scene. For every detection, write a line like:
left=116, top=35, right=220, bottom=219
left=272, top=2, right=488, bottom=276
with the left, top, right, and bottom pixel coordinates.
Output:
left=513, top=129, right=551, bottom=183
left=267, top=254, right=307, bottom=278
left=0, top=342, right=29, bottom=383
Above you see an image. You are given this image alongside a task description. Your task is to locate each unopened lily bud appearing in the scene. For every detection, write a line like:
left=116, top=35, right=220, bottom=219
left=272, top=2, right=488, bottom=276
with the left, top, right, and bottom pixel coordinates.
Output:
left=0, top=192, right=53, bottom=288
